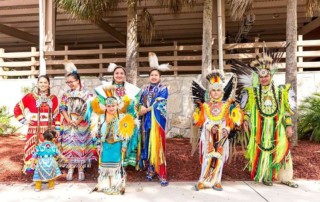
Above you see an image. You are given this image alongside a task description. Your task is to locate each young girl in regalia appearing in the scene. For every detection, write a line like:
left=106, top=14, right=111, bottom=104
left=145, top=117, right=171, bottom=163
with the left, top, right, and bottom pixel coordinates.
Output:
left=191, top=70, right=243, bottom=191
left=91, top=85, right=137, bottom=195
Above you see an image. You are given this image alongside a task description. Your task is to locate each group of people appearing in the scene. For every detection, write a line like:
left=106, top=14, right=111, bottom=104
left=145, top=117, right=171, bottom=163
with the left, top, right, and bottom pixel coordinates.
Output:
left=14, top=53, right=169, bottom=194
left=13, top=48, right=298, bottom=195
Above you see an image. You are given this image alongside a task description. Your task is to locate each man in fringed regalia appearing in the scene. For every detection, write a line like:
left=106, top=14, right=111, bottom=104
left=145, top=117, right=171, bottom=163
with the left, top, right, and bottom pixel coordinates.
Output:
left=232, top=44, right=298, bottom=188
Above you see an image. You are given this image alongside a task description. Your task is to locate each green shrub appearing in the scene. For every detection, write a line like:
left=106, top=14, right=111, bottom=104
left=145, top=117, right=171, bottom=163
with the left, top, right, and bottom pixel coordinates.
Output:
left=0, top=106, right=18, bottom=135
left=298, top=92, right=320, bottom=142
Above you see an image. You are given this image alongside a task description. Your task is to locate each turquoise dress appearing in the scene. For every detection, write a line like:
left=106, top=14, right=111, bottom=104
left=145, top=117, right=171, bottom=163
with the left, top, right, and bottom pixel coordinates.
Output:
left=95, top=113, right=127, bottom=195
left=32, top=141, right=62, bottom=182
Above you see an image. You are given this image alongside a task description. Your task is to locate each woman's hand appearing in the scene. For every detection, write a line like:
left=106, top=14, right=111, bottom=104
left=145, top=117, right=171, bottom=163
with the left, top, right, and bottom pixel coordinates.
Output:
left=97, top=147, right=101, bottom=156
left=139, top=106, right=148, bottom=116
left=121, top=147, right=127, bottom=153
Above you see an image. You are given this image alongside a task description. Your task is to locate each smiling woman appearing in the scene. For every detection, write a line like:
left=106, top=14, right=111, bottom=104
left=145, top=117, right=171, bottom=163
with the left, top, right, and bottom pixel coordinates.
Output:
left=13, top=75, right=61, bottom=175
left=59, top=63, right=97, bottom=181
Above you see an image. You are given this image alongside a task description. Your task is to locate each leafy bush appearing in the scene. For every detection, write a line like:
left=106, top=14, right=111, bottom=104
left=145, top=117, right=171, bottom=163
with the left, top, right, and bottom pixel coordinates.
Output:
left=298, top=93, right=320, bottom=142
left=0, top=106, right=18, bottom=135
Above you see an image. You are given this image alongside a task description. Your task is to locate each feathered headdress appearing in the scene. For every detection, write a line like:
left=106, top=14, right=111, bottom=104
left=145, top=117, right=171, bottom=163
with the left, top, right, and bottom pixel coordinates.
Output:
left=206, top=69, right=225, bottom=91
left=64, top=61, right=78, bottom=74
left=232, top=42, right=287, bottom=88
left=107, top=63, right=126, bottom=73
left=103, top=85, right=118, bottom=105
left=148, top=52, right=171, bottom=71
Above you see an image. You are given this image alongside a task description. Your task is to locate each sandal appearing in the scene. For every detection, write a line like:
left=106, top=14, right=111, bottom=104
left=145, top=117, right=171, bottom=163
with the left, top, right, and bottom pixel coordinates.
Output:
left=281, top=181, right=299, bottom=188
left=195, top=182, right=204, bottom=191
left=212, top=183, right=223, bottom=191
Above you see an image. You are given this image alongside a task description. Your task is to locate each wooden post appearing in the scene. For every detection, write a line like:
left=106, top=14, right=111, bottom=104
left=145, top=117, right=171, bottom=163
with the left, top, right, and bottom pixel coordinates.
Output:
left=212, top=0, right=218, bottom=67
left=202, top=0, right=213, bottom=85
left=99, top=44, right=103, bottom=77
left=64, top=45, right=68, bottom=61
left=0, top=48, right=4, bottom=79
left=31, top=47, right=36, bottom=79
left=298, top=35, right=303, bottom=72
left=217, top=0, right=223, bottom=73
left=255, top=37, right=260, bottom=55
left=173, top=41, right=178, bottom=76
left=39, top=0, right=46, bottom=75
left=43, top=0, right=56, bottom=74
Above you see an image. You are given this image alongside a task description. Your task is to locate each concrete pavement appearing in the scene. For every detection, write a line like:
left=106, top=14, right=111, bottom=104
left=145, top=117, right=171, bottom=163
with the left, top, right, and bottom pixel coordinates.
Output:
left=0, top=180, right=319, bottom=202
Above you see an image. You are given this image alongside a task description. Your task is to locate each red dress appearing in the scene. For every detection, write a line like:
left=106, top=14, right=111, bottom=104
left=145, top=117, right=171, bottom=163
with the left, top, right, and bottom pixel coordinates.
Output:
left=14, top=93, right=60, bottom=174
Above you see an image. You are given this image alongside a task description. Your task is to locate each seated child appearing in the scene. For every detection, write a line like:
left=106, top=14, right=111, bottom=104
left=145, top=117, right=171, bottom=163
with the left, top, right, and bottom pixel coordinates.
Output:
left=31, top=129, right=66, bottom=191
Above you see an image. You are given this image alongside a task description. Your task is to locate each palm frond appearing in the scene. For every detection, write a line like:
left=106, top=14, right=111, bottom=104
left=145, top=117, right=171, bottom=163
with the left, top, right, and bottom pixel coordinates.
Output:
left=227, top=0, right=253, bottom=21
left=298, top=92, right=320, bottom=142
left=306, top=0, right=320, bottom=17
left=157, top=0, right=196, bottom=13
left=140, top=8, right=156, bottom=44
left=55, top=0, right=119, bottom=22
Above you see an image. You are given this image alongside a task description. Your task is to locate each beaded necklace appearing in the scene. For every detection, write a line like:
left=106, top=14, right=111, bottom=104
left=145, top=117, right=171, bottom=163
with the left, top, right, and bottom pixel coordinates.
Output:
left=254, top=83, right=279, bottom=117
left=115, top=83, right=125, bottom=98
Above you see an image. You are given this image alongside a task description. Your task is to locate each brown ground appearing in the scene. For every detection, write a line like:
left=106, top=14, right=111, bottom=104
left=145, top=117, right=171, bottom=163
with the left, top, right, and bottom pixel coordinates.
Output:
left=0, top=135, right=319, bottom=183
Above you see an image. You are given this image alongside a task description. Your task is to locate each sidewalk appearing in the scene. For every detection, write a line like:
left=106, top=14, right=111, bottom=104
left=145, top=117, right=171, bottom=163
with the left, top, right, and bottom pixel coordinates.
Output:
left=1, top=180, right=319, bottom=202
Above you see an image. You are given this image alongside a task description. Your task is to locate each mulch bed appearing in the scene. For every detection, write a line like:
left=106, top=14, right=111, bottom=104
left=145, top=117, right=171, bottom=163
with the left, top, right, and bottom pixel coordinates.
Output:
left=0, top=135, right=319, bottom=183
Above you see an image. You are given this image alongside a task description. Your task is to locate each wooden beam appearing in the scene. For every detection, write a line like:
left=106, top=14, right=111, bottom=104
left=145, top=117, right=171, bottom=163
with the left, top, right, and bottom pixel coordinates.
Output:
left=0, top=0, right=38, bottom=7
left=252, top=0, right=306, bottom=8
left=300, top=17, right=320, bottom=35
left=95, top=20, right=126, bottom=46
left=0, top=24, right=38, bottom=44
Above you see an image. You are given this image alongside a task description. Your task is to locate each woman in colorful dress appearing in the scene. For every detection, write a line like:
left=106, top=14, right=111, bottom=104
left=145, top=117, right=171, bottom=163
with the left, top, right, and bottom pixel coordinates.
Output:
left=138, top=68, right=169, bottom=186
left=191, top=70, right=243, bottom=191
left=88, top=63, right=141, bottom=168
left=91, top=85, right=136, bottom=195
left=14, top=75, right=60, bottom=174
left=59, top=62, right=96, bottom=181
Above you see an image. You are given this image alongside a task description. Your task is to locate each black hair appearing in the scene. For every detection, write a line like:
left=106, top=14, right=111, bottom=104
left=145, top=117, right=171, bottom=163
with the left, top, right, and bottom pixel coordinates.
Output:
left=149, top=68, right=161, bottom=76
left=112, top=66, right=126, bottom=83
left=66, top=72, right=82, bottom=89
left=43, top=129, right=55, bottom=141
left=37, top=75, right=51, bottom=95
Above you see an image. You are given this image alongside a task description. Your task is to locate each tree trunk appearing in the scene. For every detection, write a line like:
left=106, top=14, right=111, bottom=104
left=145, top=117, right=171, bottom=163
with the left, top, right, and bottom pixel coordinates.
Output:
left=201, top=0, right=213, bottom=85
left=126, top=0, right=138, bottom=85
left=286, top=0, right=297, bottom=146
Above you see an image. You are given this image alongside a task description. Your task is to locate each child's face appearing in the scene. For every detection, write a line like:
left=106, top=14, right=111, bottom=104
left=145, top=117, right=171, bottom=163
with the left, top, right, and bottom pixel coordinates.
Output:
left=106, top=104, right=117, bottom=114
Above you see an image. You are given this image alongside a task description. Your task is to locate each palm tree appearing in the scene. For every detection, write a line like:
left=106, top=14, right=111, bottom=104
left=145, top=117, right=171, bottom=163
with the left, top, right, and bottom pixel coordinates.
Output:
left=286, top=0, right=297, bottom=146
left=202, top=0, right=213, bottom=85
left=55, top=0, right=195, bottom=84
left=227, top=0, right=320, bottom=146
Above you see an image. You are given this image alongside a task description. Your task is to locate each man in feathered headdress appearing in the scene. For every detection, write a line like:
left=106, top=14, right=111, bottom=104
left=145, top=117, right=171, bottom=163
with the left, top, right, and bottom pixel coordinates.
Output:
left=232, top=44, right=298, bottom=188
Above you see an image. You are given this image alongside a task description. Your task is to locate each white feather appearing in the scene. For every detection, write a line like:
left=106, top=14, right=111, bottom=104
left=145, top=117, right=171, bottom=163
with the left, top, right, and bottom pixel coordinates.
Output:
left=148, top=52, right=159, bottom=69
left=148, top=52, right=172, bottom=71
left=158, top=64, right=171, bottom=71
left=64, top=62, right=77, bottom=73
left=239, top=74, right=253, bottom=87
left=107, top=63, right=117, bottom=72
